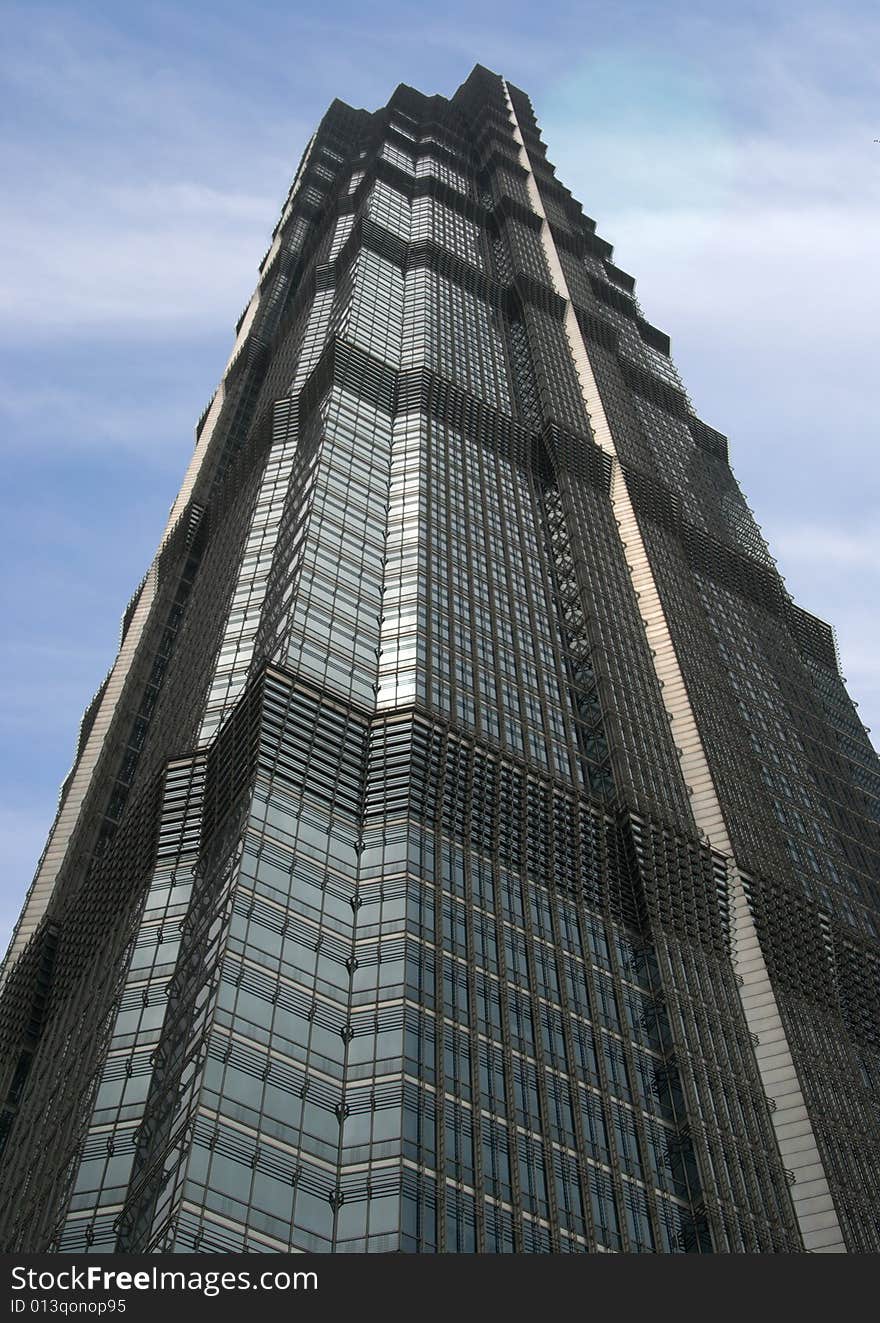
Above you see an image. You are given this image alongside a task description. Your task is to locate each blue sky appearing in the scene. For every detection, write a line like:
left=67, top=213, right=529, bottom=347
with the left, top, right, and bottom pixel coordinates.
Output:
left=2, top=0, right=878, bottom=947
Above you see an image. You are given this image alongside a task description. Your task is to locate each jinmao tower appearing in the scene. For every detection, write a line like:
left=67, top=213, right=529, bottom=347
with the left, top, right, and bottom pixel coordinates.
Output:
left=1, top=65, right=878, bottom=1256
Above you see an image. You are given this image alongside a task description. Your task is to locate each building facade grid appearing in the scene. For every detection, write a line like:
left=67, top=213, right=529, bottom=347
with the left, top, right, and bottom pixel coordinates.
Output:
left=0, top=65, right=878, bottom=1255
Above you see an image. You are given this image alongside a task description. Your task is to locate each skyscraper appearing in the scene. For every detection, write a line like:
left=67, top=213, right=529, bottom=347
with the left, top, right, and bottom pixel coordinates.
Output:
left=1, top=62, right=878, bottom=1255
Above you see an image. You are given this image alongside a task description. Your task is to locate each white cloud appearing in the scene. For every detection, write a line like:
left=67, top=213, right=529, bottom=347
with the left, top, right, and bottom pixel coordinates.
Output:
left=0, top=379, right=201, bottom=457
left=0, top=10, right=309, bottom=339
left=0, top=180, right=275, bottom=335
left=774, top=523, right=880, bottom=569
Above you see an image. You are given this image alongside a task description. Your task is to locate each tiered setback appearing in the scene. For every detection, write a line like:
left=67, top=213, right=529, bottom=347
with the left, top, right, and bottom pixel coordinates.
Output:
left=0, top=65, right=877, bottom=1254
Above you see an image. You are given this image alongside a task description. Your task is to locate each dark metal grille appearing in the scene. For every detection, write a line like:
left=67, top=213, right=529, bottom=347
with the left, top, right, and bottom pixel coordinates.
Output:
left=0, top=61, right=877, bottom=1256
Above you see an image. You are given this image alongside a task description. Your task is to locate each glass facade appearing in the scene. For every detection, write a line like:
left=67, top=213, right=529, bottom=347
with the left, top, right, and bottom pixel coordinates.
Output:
left=1, top=65, right=878, bottom=1255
